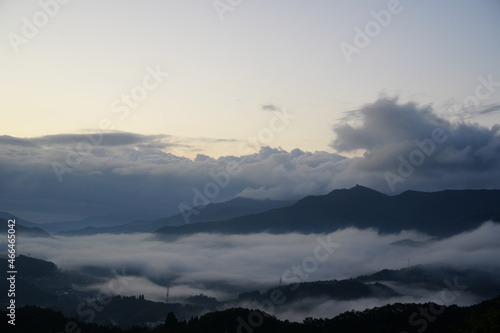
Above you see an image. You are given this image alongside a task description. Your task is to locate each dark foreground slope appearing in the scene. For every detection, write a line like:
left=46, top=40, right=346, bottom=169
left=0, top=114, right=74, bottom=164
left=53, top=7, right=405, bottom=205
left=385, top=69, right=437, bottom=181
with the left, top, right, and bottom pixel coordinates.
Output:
left=156, top=186, right=500, bottom=238
left=3, top=296, right=499, bottom=333
left=0, top=256, right=210, bottom=328
left=5, top=255, right=500, bottom=328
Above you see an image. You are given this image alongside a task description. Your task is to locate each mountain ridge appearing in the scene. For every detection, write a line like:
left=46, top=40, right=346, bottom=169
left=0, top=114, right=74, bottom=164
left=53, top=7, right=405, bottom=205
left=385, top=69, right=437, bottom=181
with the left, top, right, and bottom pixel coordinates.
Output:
left=154, top=186, right=500, bottom=238
left=56, top=197, right=295, bottom=236
left=0, top=218, right=52, bottom=238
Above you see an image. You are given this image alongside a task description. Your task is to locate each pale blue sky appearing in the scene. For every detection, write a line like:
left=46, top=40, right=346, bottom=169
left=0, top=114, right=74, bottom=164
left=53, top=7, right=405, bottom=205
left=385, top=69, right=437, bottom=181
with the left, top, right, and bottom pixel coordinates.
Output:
left=1, top=0, right=499, bottom=158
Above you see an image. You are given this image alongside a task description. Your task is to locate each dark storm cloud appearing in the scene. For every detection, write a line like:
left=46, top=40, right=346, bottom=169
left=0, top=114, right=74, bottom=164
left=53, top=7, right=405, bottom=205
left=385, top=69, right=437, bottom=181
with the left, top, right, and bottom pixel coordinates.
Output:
left=33, top=132, right=173, bottom=147
left=0, top=135, right=38, bottom=147
left=262, top=104, right=278, bottom=111
left=331, top=98, right=450, bottom=152
left=331, top=97, right=500, bottom=192
left=477, top=103, right=500, bottom=116
left=0, top=132, right=179, bottom=149
left=187, top=137, right=238, bottom=143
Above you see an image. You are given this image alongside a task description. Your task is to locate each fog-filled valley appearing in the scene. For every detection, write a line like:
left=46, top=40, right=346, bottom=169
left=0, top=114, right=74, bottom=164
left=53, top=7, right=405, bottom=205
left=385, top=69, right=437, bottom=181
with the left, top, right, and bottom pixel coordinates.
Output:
left=2, top=217, right=500, bottom=326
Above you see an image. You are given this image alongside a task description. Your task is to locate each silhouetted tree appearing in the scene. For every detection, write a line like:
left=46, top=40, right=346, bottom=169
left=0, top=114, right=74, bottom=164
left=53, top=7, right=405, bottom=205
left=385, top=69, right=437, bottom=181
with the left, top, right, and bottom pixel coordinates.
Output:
left=164, top=312, right=179, bottom=330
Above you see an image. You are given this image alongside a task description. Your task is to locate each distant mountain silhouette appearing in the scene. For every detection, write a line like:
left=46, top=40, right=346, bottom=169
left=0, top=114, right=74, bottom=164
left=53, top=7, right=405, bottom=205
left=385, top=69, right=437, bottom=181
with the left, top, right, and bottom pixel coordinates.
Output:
left=56, top=198, right=295, bottom=236
left=155, top=185, right=500, bottom=238
left=0, top=218, right=52, bottom=238
left=37, top=215, right=139, bottom=233
left=355, top=264, right=500, bottom=298
left=0, top=211, right=40, bottom=228
left=389, top=238, right=437, bottom=247
left=236, top=279, right=400, bottom=305
left=0, top=212, right=133, bottom=232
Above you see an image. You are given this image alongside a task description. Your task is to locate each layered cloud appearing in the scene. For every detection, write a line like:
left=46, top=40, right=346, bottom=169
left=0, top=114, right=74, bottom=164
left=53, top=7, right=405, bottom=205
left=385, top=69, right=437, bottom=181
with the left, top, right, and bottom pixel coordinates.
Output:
left=1, top=97, right=499, bottom=222
left=0, top=133, right=346, bottom=221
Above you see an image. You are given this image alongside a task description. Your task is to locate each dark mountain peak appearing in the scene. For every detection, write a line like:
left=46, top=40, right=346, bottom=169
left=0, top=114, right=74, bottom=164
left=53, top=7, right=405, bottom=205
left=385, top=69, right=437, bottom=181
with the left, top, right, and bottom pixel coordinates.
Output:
left=326, top=185, right=387, bottom=198
left=0, top=211, right=40, bottom=228
left=353, top=184, right=378, bottom=191
left=397, top=189, right=436, bottom=199
left=296, top=185, right=386, bottom=206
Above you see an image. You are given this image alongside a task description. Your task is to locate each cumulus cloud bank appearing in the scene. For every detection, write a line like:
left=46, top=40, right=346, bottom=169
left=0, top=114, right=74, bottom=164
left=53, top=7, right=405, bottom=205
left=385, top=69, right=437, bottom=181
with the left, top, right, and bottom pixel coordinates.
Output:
left=331, top=97, right=500, bottom=192
left=0, top=134, right=346, bottom=221
left=1, top=97, right=499, bottom=221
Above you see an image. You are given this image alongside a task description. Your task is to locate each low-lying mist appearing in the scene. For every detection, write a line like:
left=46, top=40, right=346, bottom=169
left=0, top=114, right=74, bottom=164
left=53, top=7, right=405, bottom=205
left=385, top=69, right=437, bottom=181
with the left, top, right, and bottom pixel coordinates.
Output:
left=3, top=221, right=500, bottom=320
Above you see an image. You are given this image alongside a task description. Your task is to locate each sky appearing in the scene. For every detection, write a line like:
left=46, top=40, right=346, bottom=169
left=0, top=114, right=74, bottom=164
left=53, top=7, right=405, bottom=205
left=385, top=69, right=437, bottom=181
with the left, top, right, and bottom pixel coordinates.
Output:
left=1, top=0, right=500, bottom=156
left=1, top=1, right=500, bottom=222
